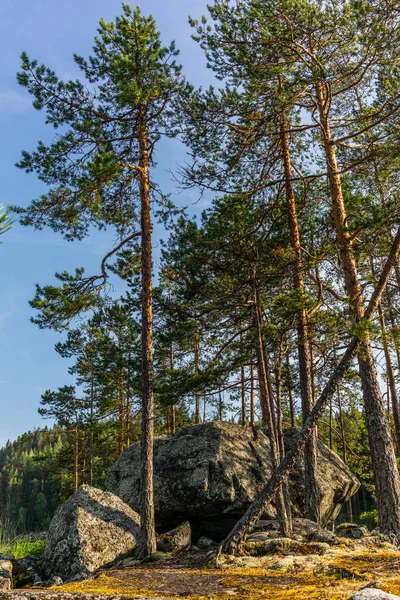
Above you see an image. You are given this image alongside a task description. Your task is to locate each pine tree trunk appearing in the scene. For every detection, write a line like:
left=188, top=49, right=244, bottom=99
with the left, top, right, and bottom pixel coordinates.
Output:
left=241, top=366, right=247, bottom=425
left=219, top=389, right=223, bottom=421
left=280, top=112, right=320, bottom=524
left=220, top=228, right=400, bottom=554
left=254, top=282, right=291, bottom=537
left=137, top=108, right=156, bottom=560
left=315, top=81, right=400, bottom=536
left=89, top=357, right=94, bottom=487
left=74, top=423, right=79, bottom=492
left=169, top=342, right=176, bottom=434
left=276, top=343, right=293, bottom=534
left=126, top=358, right=131, bottom=448
left=256, top=364, right=268, bottom=427
left=337, top=386, right=353, bottom=522
left=250, top=364, right=255, bottom=427
left=286, top=354, right=295, bottom=428
left=378, top=301, right=400, bottom=453
left=118, top=367, right=125, bottom=455
left=194, top=331, right=201, bottom=424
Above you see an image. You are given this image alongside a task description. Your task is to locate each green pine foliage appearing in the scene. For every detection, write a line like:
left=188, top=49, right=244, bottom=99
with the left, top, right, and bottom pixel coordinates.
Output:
left=7, top=1, right=400, bottom=537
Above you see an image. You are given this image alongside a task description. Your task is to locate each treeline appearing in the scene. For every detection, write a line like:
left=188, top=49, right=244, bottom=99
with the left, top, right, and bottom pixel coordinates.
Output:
left=10, top=0, right=400, bottom=554
left=0, top=427, right=65, bottom=534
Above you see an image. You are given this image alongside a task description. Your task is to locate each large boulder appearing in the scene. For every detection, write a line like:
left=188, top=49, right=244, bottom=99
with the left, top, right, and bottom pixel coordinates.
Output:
left=43, top=485, right=140, bottom=581
left=105, top=422, right=359, bottom=539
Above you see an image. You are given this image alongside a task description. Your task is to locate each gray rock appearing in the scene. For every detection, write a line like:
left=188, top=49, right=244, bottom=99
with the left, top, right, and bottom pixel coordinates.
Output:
left=253, top=519, right=281, bottom=532
left=43, top=484, right=140, bottom=581
left=157, top=521, right=191, bottom=553
left=32, top=574, right=43, bottom=586
left=197, top=536, right=217, bottom=550
left=244, top=536, right=300, bottom=556
left=0, top=559, right=13, bottom=591
left=46, top=575, right=63, bottom=587
left=106, top=422, right=359, bottom=536
left=337, top=523, right=368, bottom=539
left=352, top=589, right=400, bottom=599
left=292, top=518, right=338, bottom=544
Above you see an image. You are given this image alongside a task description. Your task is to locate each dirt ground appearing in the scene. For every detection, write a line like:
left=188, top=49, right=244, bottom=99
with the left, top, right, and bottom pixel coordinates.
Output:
left=52, top=538, right=400, bottom=600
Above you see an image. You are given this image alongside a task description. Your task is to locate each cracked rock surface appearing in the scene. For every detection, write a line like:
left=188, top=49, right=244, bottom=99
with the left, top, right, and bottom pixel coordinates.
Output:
left=106, top=421, right=359, bottom=538
left=43, top=485, right=140, bottom=582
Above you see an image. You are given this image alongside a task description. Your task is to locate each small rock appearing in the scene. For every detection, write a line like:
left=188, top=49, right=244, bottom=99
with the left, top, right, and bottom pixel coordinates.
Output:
left=0, top=560, right=13, bottom=591
left=32, top=574, right=43, bottom=587
left=291, top=518, right=338, bottom=544
left=64, top=571, right=89, bottom=583
left=352, top=589, right=400, bottom=599
left=118, top=556, right=140, bottom=567
left=253, top=519, right=280, bottom=532
left=47, top=575, right=63, bottom=586
left=337, top=523, right=368, bottom=539
left=270, top=561, right=285, bottom=570
left=157, top=521, right=191, bottom=553
left=299, top=542, right=330, bottom=555
left=247, top=531, right=275, bottom=543
left=143, top=552, right=171, bottom=563
left=197, top=536, right=217, bottom=550
left=244, top=536, right=300, bottom=556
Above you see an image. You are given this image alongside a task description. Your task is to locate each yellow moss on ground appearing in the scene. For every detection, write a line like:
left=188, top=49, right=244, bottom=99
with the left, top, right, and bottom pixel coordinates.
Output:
left=53, top=541, right=400, bottom=600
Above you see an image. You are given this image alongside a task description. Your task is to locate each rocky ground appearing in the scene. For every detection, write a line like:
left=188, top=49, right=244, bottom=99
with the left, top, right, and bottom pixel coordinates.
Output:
left=0, top=424, right=390, bottom=599
left=4, top=532, right=400, bottom=600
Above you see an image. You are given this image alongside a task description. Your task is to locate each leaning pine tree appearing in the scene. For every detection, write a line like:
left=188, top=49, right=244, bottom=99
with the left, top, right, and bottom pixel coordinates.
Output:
left=14, top=4, right=186, bottom=559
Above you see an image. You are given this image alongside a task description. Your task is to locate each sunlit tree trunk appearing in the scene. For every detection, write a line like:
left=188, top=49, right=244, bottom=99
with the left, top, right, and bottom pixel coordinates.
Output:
left=280, top=109, right=320, bottom=524
left=315, top=80, right=400, bottom=535
left=137, top=108, right=156, bottom=559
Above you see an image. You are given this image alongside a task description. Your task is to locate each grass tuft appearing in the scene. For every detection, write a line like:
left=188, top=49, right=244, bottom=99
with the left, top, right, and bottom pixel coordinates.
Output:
left=0, top=537, right=45, bottom=559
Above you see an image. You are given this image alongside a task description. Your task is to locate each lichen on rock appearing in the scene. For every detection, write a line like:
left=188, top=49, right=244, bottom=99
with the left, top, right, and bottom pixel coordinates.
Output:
left=43, top=484, right=140, bottom=582
left=106, top=422, right=359, bottom=538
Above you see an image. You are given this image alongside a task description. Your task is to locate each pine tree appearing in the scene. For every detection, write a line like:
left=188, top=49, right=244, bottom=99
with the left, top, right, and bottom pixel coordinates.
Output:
left=15, top=4, right=188, bottom=558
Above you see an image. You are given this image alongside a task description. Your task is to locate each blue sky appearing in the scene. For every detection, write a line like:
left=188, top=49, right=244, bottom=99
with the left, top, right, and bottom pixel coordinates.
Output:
left=0, top=0, right=212, bottom=446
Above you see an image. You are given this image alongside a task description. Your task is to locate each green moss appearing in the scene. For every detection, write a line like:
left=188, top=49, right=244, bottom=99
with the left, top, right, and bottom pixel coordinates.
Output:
left=142, top=551, right=172, bottom=563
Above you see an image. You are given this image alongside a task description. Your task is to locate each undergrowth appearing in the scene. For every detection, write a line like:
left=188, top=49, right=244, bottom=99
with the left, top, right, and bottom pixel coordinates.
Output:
left=0, top=537, right=45, bottom=559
